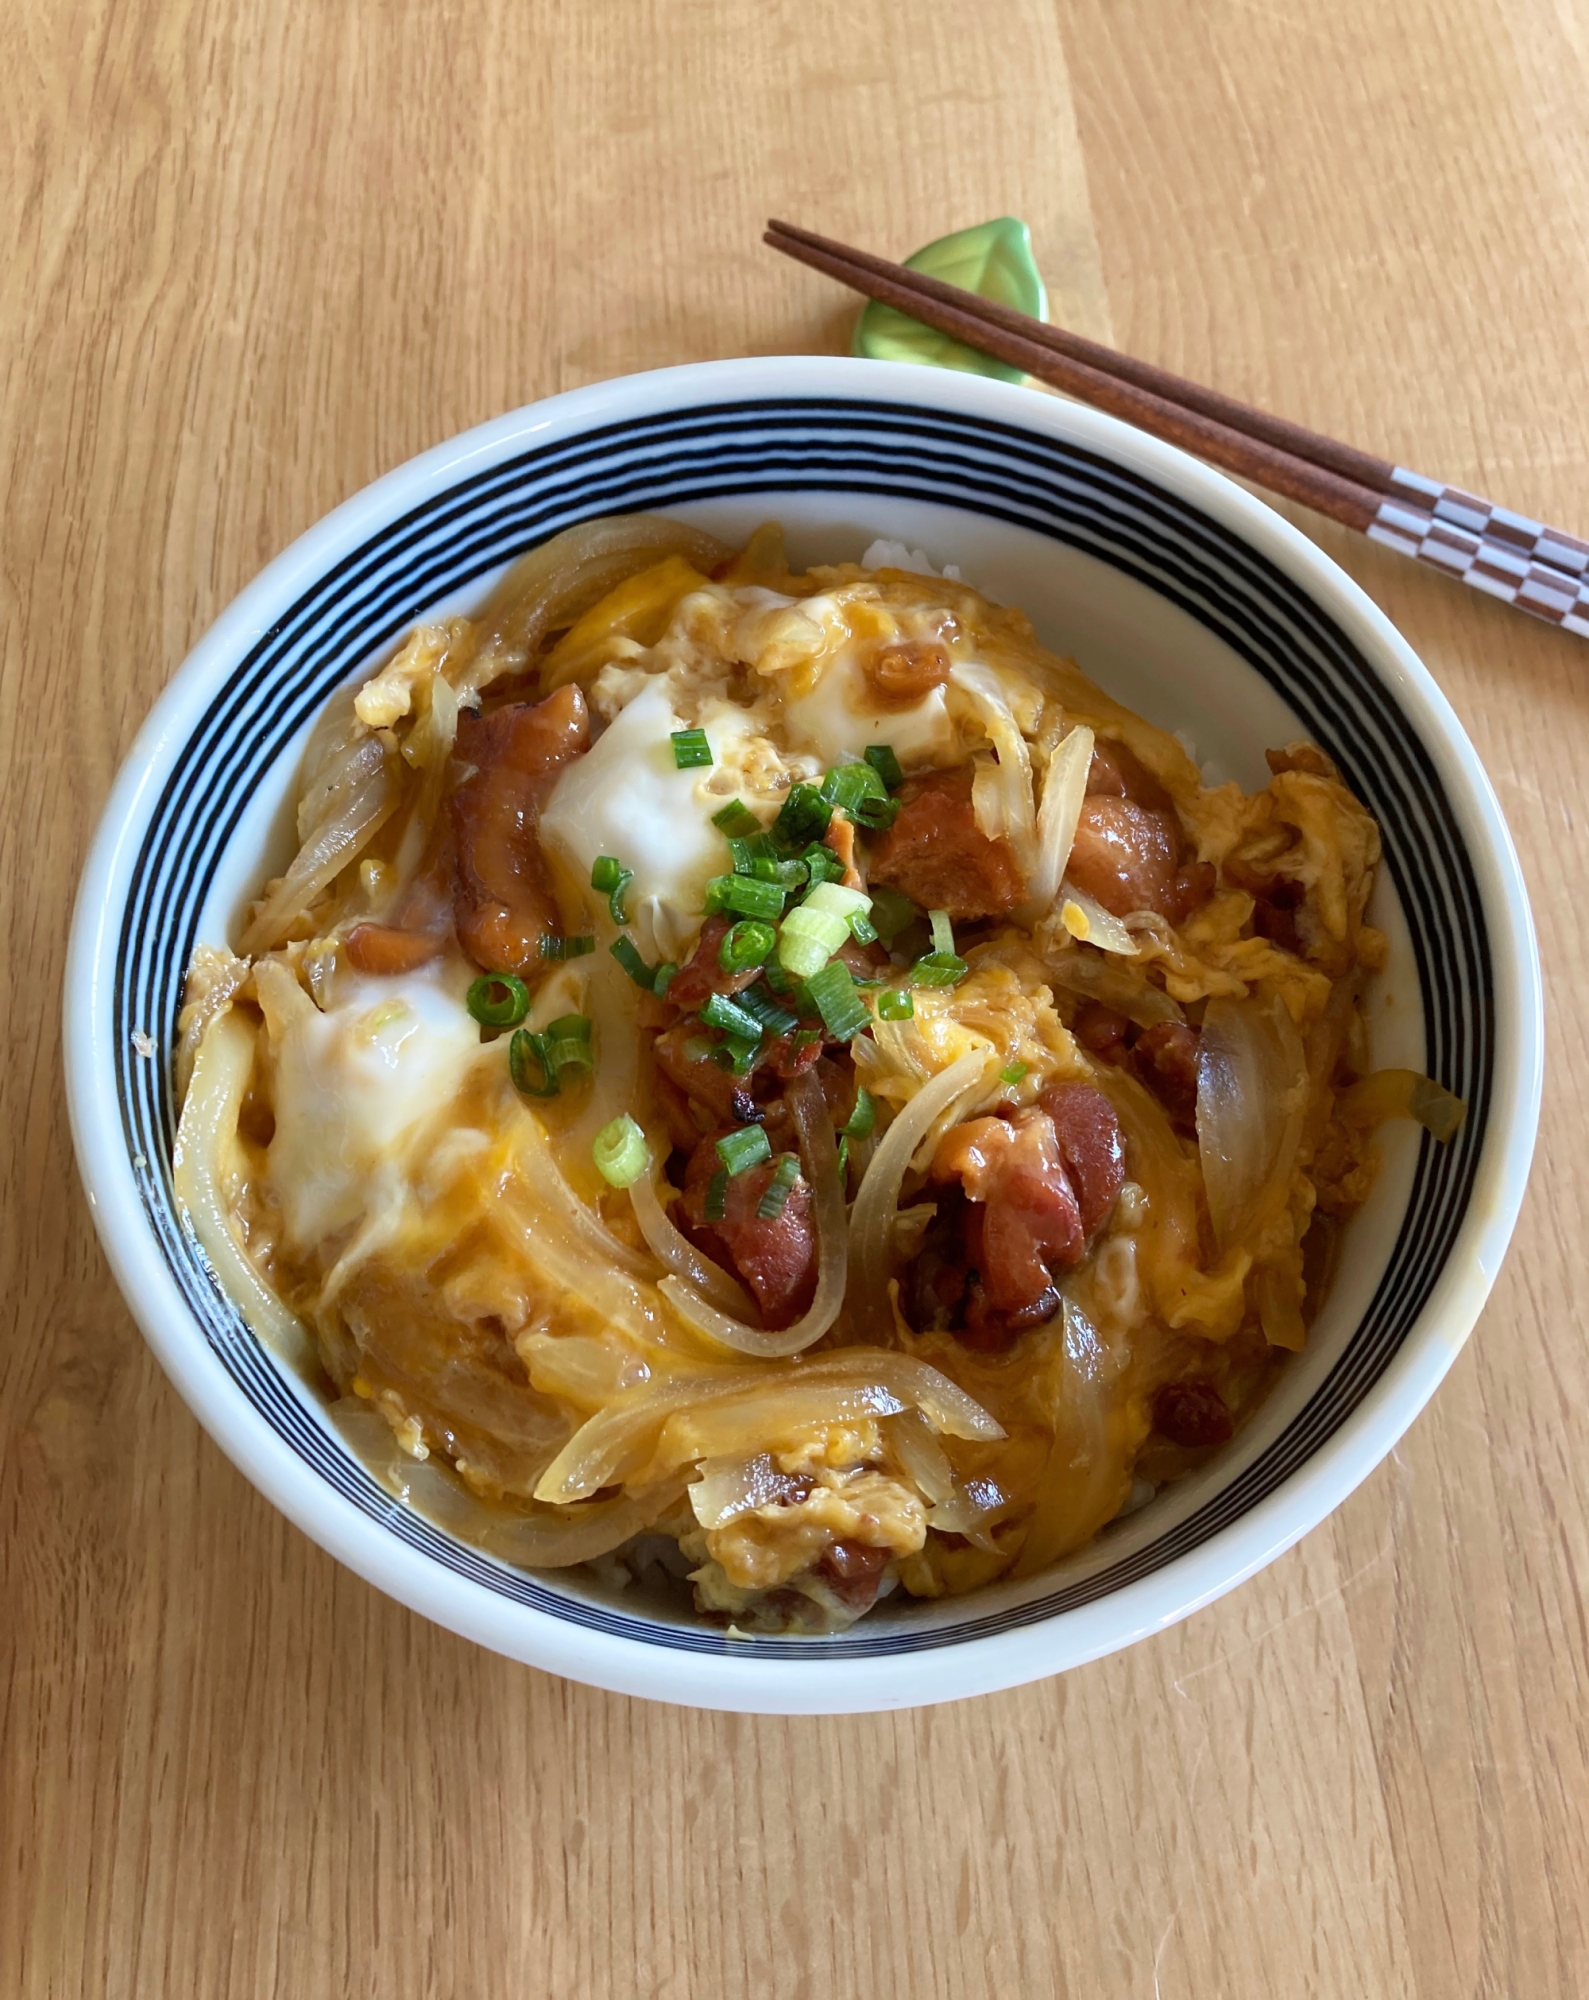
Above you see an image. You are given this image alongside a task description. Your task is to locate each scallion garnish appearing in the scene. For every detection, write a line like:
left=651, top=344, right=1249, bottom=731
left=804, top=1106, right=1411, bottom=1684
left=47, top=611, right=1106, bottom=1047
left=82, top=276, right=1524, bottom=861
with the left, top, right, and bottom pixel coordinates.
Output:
left=718, top=919, right=776, bottom=973
left=466, top=972, right=531, bottom=1029
left=592, top=1113, right=648, bottom=1189
left=652, top=961, right=678, bottom=998
left=928, top=908, right=956, bottom=957
left=863, top=743, right=904, bottom=791
left=800, top=842, right=845, bottom=886
left=704, top=872, right=786, bottom=922
left=841, top=1087, right=876, bottom=1140
left=508, top=1028, right=559, bottom=1098
left=804, top=960, right=870, bottom=1041
left=591, top=854, right=635, bottom=925
left=756, top=1152, right=802, bottom=1220
left=610, top=934, right=655, bottom=989
left=539, top=933, right=596, bottom=960
left=700, top=991, right=765, bottom=1041
left=737, top=986, right=800, bottom=1038
left=847, top=909, right=879, bottom=946
left=820, top=759, right=887, bottom=816
left=711, top=799, right=762, bottom=837
left=704, top=1166, right=728, bottom=1222
left=727, top=832, right=779, bottom=877
left=909, top=952, right=968, bottom=987
left=836, top=1135, right=850, bottom=1183
left=876, top=987, right=915, bottom=1020
left=670, top=728, right=713, bottom=768
left=772, top=782, right=831, bottom=848
left=1000, top=1060, right=1028, bottom=1086
left=716, top=1032, right=763, bottom=1076
left=717, top=1124, right=772, bottom=1176
left=776, top=904, right=851, bottom=979
left=852, top=793, right=900, bottom=831
left=542, top=1013, right=593, bottom=1079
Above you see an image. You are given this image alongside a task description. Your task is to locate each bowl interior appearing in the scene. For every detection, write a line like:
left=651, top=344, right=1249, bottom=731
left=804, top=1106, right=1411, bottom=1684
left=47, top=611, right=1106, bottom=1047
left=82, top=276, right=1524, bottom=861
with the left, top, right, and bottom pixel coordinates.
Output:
left=85, top=377, right=1506, bottom=1684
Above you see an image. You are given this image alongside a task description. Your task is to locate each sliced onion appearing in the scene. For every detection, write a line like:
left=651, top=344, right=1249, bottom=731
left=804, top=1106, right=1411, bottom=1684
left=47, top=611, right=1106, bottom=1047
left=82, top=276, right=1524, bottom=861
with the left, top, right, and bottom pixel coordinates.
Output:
left=327, top=1397, right=653, bottom=1568
left=241, top=729, right=399, bottom=955
left=688, top=1451, right=787, bottom=1529
left=630, top=1171, right=754, bottom=1318
left=1043, top=946, right=1185, bottom=1029
left=173, top=1006, right=318, bottom=1377
left=885, top=1409, right=956, bottom=1505
left=848, top=1051, right=988, bottom=1332
left=1027, top=724, right=1095, bottom=912
left=1010, top=1299, right=1125, bottom=1577
left=1196, top=993, right=1308, bottom=1250
left=1056, top=881, right=1139, bottom=956
left=465, top=514, right=729, bottom=702
left=536, top=1349, right=1002, bottom=1504
left=658, top=1068, right=846, bottom=1358
left=949, top=662, right=1038, bottom=873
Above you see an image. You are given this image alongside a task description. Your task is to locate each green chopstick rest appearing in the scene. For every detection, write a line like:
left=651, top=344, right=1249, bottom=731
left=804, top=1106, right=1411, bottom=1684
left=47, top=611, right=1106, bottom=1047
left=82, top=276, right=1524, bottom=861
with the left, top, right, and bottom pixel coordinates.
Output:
left=851, top=216, right=1047, bottom=380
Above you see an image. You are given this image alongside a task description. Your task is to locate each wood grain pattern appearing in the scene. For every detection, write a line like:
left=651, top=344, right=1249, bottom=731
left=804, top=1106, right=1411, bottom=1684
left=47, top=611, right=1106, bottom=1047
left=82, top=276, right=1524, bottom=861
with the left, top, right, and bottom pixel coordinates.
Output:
left=2, top=1, right=1584, bottom=1994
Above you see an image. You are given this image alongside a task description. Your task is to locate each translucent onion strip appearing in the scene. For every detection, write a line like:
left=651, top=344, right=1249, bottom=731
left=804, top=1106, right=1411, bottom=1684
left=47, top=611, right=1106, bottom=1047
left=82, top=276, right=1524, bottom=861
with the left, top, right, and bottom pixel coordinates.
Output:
left=848, top=1051, right=989, bottom=1332
left=240, top=730, right=399, bottom=955
left=657, top=1069, right=847, bottom=1359
left=535, top=1349, right=1001, bottom=1504
left=1028, top=724, right=1095, bottom=913
left=1057, top=882, right=1139, bottom=956
left=629, top=1171, right=755, bottom=1320
left=172, top=1006, right=318, bottom=1377
left=1196, top=993, right=1308, bottom=1250
left=327, top=1399, right=656, bottom=1569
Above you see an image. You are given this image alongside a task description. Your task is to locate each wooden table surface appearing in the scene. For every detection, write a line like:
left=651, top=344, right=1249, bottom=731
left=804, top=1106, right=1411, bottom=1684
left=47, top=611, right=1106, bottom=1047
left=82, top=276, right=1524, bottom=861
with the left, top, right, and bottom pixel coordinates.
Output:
left=5, top=2, right=1587, bottom=1993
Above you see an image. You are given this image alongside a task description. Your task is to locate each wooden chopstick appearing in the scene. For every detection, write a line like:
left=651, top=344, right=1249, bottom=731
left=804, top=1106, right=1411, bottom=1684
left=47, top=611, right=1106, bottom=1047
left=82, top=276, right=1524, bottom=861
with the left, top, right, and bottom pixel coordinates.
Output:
left=765, top=218, right=1589, bottom=640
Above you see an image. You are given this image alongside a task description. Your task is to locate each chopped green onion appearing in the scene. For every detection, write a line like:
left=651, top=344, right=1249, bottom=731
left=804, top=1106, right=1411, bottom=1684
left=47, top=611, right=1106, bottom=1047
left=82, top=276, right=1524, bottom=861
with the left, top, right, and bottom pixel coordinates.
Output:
left=542, top=1013, right=593, bottom=1079
left=718, top=919, right=776, bottom=973
left=704, top=873, right=786, bottom=922
left=928, top=908, right=956, bottom=957
left=756, top=1152, right=802, bottom=1220
left=772, top=783, right=832, bottom=848
left=864, top=744, right=905, bottom=791
left=803, top=880, right=872, bottom=922
left=682, top=1034, right=715, bottom=1063
left=791, top=1027, right=823, bottom=1051
left=508, top=1029, right=559, bottom=1098
left=910, top=952, right=968, bottom=987
left=804, top=960, right=870, bottom=1041
left=539, top=933, right=596, bottom=960
left=590, top=855, right=635, bottom=924
left=841, top=1087, right=876, bottom=1140
left=777, top=904, right=852, bottom=979
left=716, top=1032, right=763, bottom=1076
left=1000, top=1061, right=1028, bottom=1086
left=704, top=1166, right=728, bottom=1222
left=762, top=963, right=796, bottom=996
left=592, top=1114, right=648, bottom=1189
left=847, top=910, right=879, bottom=946
left=670, top=728, right=713, bottom=768
left=836, top=1134, right=850, bottom=1183
left=820, top=760, right=887, bottom=815
left=726, top=830, right=775, bottom=872
left=800, top=842, right=845, bottom=886
left=717, top=1124, right=772, bottom=1176
left=738, top=986, right=800, bottom=1038
left=711, top=800, right=762, bottom=836
left=852, top=793, right=900, bottom=831
left=876, top=987, right=915, bottom=1021
left=466, top=973, right=531, bottom=1028
left=867, top=885, right=918, bottom=942
left=700, top=991, right=765, bottom=1041
left=653, top=961, right=677, bottom=998
left=610, top=935, right=655, bottom=990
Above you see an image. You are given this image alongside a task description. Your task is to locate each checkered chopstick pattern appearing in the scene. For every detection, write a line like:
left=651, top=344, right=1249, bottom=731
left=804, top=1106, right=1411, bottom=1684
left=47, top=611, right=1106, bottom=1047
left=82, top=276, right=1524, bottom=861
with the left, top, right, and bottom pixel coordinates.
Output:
left=1359, top=471, right=1589, bottom=636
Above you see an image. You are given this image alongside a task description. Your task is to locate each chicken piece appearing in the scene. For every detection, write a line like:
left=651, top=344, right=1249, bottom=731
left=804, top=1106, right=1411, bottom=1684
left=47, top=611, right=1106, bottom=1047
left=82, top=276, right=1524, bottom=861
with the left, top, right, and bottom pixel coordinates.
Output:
left=664, top=915, right=764, bottom=1012
left=450, top=684, right=589, bottom=975
left=679, top=1135, right=818, bottom=1329
left=345, top=821, right=458, bottom=975
left=866, top=766, right=1024, bottom=920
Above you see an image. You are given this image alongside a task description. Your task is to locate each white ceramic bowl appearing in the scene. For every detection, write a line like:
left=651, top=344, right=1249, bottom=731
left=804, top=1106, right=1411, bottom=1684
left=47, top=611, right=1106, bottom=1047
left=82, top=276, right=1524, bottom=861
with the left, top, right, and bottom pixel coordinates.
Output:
left=66, top=357, right=1542, bottom=1713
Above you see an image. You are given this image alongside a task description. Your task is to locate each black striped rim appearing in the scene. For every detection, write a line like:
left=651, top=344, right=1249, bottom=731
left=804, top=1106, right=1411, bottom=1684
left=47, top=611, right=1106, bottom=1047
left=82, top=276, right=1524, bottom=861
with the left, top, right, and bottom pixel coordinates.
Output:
left=109, top=397, right=1491, bottom=1660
